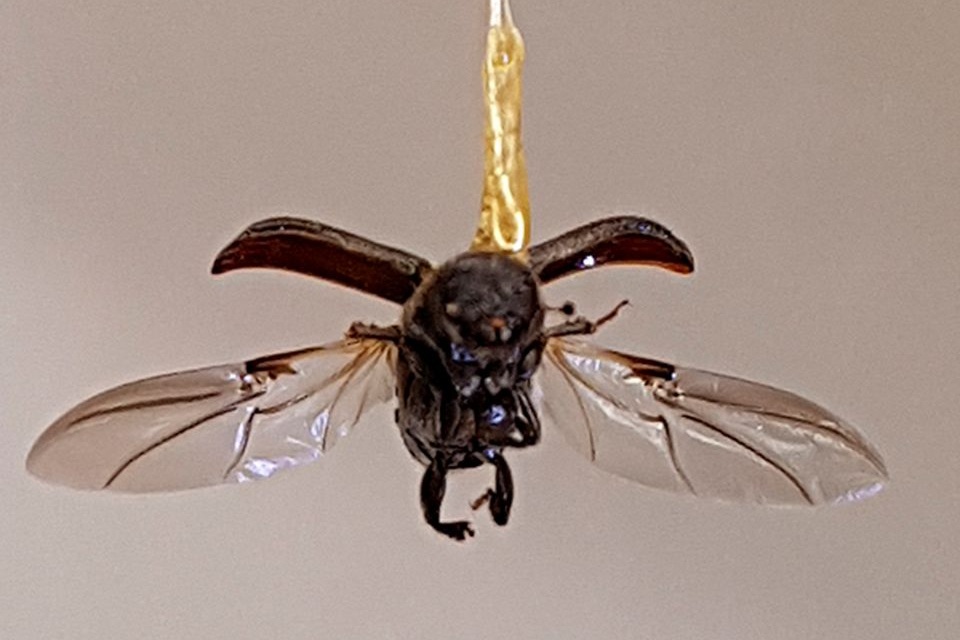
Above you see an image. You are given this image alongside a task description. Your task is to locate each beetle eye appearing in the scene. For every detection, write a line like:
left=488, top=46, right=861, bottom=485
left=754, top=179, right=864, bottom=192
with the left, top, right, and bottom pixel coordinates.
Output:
left=450, top=343, right=478, bottom=364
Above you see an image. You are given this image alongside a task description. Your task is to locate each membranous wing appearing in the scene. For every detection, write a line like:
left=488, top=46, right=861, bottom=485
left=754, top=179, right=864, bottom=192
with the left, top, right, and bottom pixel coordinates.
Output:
left=539, top=338, right=887, bottom=505
left=27, top=340, right=396, bottom=492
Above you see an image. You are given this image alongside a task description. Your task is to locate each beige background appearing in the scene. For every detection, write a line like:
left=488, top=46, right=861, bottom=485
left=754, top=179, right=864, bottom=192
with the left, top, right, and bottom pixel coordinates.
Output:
left=2, top=1, right=958, bottom=638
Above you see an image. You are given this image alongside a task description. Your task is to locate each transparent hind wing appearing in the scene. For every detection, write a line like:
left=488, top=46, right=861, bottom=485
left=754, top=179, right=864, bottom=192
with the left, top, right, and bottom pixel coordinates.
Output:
left=539, top=338, right=887, bottom=505
left=27, top=339, right=396, bottom=492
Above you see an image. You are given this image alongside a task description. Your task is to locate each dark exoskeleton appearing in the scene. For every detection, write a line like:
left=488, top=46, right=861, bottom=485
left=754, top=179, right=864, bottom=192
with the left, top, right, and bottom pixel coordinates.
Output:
left=212, top=215, right=694, bottom=539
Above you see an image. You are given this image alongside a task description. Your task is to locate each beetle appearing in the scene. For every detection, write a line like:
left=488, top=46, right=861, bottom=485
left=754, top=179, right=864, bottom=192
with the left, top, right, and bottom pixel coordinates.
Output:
left=26, top=215, right=886, bottom=540
left=25, top=0, right=886, bottom=540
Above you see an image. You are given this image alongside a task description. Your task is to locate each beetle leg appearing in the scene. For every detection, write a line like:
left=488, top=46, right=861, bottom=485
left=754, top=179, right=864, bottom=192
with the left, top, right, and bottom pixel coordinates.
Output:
left=543, top=299, right=629, bottom=338
left=420, top=458, right=475, bottom=541
left=346, top=322, right=402, bottom=342
left=471, top=451, right=514, bottom=526
left=515, top=389, right=541, bottom=446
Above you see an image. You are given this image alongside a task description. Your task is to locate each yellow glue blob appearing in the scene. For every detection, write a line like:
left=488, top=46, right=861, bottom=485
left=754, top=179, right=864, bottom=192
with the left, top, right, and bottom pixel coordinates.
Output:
left=470, top=0, right=530, bottom=259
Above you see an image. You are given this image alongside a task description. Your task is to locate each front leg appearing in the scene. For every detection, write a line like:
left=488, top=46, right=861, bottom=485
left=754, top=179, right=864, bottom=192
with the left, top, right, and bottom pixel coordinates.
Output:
left=544, top=299, right=629, bottom=339
left=347, top=322, right=402, bottom=342
left=420, top=458, right=475, bottom=541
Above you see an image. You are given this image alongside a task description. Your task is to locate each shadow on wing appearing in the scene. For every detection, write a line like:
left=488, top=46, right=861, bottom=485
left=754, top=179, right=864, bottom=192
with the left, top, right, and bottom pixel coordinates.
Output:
left=27, top=340, right=396, bottom=492
left=539, top=338, right=887, bottom=505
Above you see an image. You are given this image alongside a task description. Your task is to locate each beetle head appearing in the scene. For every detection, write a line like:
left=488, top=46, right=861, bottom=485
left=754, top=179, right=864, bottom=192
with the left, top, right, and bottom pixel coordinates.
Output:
left=411, top=252, right=544, bottom=398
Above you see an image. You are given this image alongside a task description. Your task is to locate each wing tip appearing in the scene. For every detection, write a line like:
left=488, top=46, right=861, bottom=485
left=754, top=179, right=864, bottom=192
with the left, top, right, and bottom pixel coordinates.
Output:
left=832, top=479, right=888, bottom=505
left=25, top=450, right=102, bottom=492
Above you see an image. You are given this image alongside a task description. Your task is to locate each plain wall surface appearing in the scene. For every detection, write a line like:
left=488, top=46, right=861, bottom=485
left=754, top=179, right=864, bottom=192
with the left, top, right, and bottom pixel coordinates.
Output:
left=2, top=1, right=958, bottom=638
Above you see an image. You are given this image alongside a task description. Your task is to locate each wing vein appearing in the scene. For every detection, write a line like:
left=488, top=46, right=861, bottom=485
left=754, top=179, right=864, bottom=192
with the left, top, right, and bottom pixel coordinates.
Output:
left=326, top=347, right=379, bottom=429
left=103, top=392, right=264, bottom=489
left=680, top=412, right=815, bottom=505
left=350, top=353, right=382, bottom=427
left=550, top=351, right=632, bottom=413
left=659, top=416, right=696, bottom=494
left=221, top=408, right=258, bottom=480
left=71, top=391, right=225, bottom=427
left=679, top=392, right=886, bottom=474
left=546, top=347, right=597, bottom=462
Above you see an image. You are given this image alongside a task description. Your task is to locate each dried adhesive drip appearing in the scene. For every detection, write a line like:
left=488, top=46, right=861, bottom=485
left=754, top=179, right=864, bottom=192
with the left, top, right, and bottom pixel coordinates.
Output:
left=471, top=0, right=530, bottom=259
